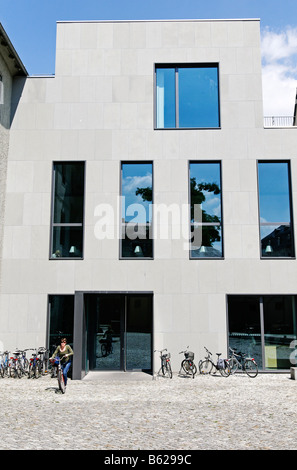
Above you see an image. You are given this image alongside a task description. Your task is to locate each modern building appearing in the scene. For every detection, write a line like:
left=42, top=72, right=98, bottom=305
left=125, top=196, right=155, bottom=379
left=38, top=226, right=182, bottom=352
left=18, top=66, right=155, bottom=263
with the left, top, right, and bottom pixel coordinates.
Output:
left=1, top=18, right=297, bottom=378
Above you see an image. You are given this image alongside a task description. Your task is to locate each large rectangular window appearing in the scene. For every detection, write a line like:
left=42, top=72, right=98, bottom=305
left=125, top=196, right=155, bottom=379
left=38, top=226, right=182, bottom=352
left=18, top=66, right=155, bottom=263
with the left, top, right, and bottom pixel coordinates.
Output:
left=50, top=162, right=85, bottom=259
left=258, top=161, right=294, bottom=258
left=228, top=295, right=297, bottom=370
left=120, top=162, right=153, bottom=259
left=155, top=64, right=220, bottom=129
left=189, top=161, right=223, bottom=258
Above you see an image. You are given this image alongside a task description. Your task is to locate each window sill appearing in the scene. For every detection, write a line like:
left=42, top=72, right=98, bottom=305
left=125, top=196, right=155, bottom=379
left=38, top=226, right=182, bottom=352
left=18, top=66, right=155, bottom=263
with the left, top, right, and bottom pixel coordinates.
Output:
left=154, top=126, right=221, bottom=131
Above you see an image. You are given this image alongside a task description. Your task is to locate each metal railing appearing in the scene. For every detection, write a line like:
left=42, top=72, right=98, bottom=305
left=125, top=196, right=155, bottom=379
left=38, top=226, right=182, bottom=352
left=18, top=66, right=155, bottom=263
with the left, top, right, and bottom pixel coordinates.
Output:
left=264, top=116, right=295, bottom=127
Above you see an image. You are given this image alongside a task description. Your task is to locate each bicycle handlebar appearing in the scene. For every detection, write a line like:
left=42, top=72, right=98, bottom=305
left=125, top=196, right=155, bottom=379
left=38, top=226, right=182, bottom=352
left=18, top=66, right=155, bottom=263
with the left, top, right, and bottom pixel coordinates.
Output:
left=179, top=346, right=190, bottom=354
left=204, top=346, right=212, bottom=355
left=229, top=347, right=245, bottom=358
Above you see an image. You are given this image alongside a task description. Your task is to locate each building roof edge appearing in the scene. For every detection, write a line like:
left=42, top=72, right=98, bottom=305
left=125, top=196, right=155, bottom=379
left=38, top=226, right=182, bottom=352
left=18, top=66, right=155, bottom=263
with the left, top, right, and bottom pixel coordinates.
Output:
left=0, top=23, right=28, bottom=76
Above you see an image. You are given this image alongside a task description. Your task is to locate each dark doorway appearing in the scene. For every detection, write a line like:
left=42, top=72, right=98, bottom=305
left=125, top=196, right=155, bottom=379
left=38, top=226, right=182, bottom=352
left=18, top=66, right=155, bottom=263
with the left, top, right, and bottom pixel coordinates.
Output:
left=84, top=293, right=152, bottom=372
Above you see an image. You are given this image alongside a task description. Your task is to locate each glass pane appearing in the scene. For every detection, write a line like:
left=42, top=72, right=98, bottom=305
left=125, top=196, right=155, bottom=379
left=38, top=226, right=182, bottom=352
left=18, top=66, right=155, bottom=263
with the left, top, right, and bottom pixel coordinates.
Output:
left=156, top=68, right=176, bottom=128
left=52, top=226, right=83, bottom=258
left=121, top=228, right=153, bottom=258
left=121, top=163, right=153, bottom=258
left=260, top=224, right=293, bottom=257
left=88, top=295, right=124, bottom=371
left=179, top=66, right=219, bottom=128
left=190, top=225, right=222, bottom=257
left=53, top=162, right=85, bottom=224
left=258, top=162, right=291, bottom=224
left=96, top=297, right=122, bottom=371
left=49, top=295, right=74, bottom=357
left=190, top=162, right=222, bottom=257
left=263, top=296, right=297, bottom=370
left=228, top=296, right=262, bottom=368
left=126, top=296, right=152, bottom=370
left=190, top=162, right=221, bottom=221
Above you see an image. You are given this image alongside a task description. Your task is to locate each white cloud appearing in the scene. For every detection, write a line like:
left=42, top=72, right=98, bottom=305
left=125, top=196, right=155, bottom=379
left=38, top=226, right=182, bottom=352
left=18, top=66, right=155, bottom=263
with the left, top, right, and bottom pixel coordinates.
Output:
left=261, top=27, right=297, bottom=116
left=122, top=174, right=152, bottom=194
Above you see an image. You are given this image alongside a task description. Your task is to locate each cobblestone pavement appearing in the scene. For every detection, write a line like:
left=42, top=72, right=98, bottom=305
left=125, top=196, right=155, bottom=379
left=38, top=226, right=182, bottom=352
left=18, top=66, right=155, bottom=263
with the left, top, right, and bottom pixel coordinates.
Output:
left=0, top=371, right=296, bottom=451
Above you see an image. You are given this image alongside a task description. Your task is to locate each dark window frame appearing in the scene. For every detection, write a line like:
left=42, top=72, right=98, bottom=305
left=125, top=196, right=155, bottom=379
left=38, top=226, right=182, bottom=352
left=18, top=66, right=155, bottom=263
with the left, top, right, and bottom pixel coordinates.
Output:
left=50, top=161, right=86, bottom=260
left=154, top=63, right=221, bottom=130
left=189, top=160, right=224, bottom=259
left=257, top=160, right=295, bottom=259
left=120, top=161, right=154, bottom=260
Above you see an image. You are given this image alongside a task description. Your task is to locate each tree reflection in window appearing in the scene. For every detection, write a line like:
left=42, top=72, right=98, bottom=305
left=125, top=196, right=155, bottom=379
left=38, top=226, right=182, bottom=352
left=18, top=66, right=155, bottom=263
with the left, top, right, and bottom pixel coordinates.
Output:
left=190, top=162, right=223, bottom=258
left=258, top=161, right=294, bottom=258
left=121, top=162, right=153, bottom=259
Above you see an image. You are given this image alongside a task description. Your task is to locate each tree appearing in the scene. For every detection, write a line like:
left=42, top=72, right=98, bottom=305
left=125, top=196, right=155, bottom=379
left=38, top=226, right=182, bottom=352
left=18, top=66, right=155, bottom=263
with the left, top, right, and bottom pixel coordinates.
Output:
left=190, top=177, right=221, bottom=247
left=135, top=186, right=152, bottom=202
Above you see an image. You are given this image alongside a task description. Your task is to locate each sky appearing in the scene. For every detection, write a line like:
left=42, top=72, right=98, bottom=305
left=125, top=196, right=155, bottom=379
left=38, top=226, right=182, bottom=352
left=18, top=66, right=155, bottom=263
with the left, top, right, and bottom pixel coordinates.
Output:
left=1, top=0, right=297, bottom=115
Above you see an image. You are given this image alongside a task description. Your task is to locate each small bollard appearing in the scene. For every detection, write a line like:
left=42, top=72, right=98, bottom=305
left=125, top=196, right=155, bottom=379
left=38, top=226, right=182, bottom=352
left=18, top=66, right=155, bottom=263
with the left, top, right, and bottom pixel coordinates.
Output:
left=290, top=367, right=297, bottom=380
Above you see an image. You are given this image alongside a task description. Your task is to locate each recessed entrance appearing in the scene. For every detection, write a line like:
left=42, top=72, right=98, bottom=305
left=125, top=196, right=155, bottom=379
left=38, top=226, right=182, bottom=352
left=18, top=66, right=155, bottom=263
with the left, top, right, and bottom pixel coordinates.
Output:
left=84, top=293, right=152, bottom=373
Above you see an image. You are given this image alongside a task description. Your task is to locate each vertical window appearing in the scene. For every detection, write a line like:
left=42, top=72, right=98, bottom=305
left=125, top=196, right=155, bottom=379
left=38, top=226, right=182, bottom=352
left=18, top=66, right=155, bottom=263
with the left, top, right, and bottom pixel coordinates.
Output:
left=189, top=161, right=223, bottom=258
left=121, top=162, right=153, bottom=259
left=50, top=162, right=85, bottom=259
left=258, top=161, right=294, bottom=258
left=155, top=64, right=220, bottom=129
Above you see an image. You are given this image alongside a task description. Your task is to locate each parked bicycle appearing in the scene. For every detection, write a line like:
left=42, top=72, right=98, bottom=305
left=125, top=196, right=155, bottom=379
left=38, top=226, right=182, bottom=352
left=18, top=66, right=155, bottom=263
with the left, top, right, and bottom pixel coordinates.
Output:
left=8, top=354, right=16, bottom=378
left=199, top=347, right=231, bottom=377
left=37, top=347, right=49, bottom=376
left=0, top=351, right=9, bottom=377
left=15, top=349, right=29, bottom=377
left=50, top=357, right=66, bottom=393
left=154, top=349, right=172, bottom=378
left=100, top=339, right=113, bottom=357
left=228, top=347, right=258, bottom=378
left=179, top=347, right=197, bottom=378
left=28, top=349, right=41, bottom=379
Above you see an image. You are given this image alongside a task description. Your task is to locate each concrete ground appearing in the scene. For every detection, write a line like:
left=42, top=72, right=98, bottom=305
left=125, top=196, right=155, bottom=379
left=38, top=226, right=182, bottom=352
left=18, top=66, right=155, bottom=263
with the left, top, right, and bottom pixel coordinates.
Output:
left=0, top=371, right=296, bottom=451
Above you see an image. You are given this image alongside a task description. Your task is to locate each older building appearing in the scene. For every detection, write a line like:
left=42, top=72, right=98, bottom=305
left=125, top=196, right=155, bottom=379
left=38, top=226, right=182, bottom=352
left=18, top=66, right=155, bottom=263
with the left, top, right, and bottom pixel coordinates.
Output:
left=0, top=23, right=27, bottom=290
left=1, top=19, right=297, bottom=378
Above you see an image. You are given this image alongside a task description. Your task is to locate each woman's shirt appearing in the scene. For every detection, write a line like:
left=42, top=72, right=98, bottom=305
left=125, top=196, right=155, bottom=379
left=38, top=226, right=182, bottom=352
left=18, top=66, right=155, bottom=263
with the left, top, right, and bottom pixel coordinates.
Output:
left=52, top=344, right=73, bottom=362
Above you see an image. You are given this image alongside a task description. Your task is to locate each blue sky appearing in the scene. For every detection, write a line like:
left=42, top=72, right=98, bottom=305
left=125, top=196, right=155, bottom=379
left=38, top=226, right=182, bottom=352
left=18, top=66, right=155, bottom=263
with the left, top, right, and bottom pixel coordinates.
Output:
left=1, top=0, right=297, bottom=114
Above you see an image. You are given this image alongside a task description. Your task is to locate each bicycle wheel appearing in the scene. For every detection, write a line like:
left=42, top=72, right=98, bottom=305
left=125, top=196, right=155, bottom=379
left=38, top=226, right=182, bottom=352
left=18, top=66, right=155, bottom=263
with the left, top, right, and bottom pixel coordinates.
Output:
left=165, top=361, right=173, bottom=379
left=228, top=357, right=239, bottom=375
left=182, top=359, right=197, bottom=377
left=219, top=361, right=231, bottom=377
left=0, top=365, right=4, bottom=378
left=57, top=369, right=66, bottom=393
left=28, top=363, right=33, bottom=379
left=101, top=343, right=107, bottom=357
left=191, top=363, right=197, bottom=378
left=22, top=358, right=29, bottom=375
left=34, top=364, right=40, bottom=379
left=244, top=359, right=258, bottom=378
left=16, top=363, right=22, bottom=378
left=182, top=359, right=191, bottom=374
left=9, top=366, right=16, bottom=378
left=199, top=359, right=213, bottom=375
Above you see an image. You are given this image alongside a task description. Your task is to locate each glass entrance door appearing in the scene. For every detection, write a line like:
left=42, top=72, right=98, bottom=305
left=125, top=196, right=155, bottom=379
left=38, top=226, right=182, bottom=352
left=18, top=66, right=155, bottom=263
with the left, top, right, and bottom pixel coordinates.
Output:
left=84, top=293, right=152, bottom=372
left=85, top=294, right=124, bottom=370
